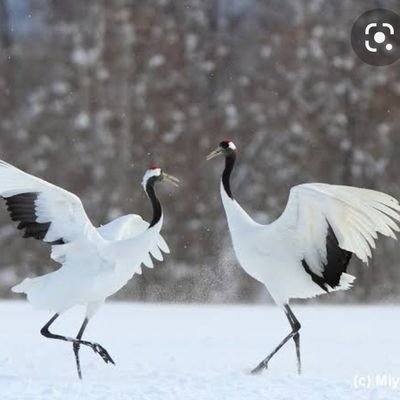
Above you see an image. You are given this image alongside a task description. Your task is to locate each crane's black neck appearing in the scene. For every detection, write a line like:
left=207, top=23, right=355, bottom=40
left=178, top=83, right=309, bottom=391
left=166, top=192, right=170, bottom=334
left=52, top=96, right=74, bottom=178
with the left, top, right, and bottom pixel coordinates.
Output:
left=146, top=178, right=162, bottom=228
left=222, top=152, right=236, bottom=199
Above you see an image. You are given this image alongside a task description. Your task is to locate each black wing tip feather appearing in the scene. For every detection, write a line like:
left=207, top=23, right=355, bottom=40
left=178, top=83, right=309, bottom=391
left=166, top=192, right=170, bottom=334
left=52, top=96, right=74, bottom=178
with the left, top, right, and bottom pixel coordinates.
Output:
left=302, top=222, right=353, bottom=291
left=2, top=193, right=64, bottom=244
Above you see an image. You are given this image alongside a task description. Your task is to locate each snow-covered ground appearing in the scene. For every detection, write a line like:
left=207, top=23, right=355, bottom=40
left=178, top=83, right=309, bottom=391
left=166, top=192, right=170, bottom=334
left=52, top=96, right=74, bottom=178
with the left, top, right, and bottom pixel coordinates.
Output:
left=1, top=301, right=399, bottom=400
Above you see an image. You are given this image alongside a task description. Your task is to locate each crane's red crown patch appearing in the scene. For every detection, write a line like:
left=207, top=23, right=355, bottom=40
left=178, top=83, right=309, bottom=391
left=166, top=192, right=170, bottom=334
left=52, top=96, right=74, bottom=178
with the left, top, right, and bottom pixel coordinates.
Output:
left=148, top=164, right=161, bottom=170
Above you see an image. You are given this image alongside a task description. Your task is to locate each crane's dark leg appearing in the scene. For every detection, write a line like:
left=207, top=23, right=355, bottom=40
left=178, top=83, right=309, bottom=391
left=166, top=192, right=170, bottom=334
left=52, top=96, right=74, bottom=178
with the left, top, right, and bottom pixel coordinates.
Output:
left=251, top=305, right=301, bottom=375
left=41, top=313, right=115, bottom=378
left=286, top=305, right=301, bottom=374
left=73, top=318, right=88, bottom=380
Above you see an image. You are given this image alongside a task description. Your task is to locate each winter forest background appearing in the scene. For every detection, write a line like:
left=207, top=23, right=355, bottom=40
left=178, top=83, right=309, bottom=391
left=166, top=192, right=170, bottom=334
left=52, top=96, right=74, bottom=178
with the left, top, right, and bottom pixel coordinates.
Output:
left=0, top=0, right=399, bottom=303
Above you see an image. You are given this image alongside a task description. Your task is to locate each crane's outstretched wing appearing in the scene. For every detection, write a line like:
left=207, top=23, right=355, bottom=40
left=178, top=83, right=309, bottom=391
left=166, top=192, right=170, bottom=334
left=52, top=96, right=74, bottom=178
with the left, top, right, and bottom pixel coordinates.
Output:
left=98, top=214, right=170, bottom=268
left=276, top=183, right=400, bottom=291
left=109, top=218, right=167, bottom=275
left=98, top=214, right=151, bottom=241
left=0, top=160, right=98, bottom=245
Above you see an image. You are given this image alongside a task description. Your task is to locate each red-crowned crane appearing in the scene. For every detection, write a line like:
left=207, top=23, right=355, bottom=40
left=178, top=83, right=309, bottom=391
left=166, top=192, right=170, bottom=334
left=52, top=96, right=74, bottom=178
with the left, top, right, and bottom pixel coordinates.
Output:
left=0, top=161, right=178, bottom=379
left=207, top=140, right=400, bottom=375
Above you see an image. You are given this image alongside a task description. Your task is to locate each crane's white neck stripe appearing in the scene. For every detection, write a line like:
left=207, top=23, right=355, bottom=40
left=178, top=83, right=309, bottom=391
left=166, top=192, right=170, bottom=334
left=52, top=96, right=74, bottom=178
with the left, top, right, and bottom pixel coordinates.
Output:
left=142, top=168, right=161, bottom=189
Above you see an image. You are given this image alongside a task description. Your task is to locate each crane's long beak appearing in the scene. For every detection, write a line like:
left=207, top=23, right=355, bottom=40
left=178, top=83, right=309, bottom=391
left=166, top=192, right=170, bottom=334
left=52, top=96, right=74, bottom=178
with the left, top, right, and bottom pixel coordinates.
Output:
left=163, top=173, right=180, bottom=187
left=206, top=147, right=223, bottom=161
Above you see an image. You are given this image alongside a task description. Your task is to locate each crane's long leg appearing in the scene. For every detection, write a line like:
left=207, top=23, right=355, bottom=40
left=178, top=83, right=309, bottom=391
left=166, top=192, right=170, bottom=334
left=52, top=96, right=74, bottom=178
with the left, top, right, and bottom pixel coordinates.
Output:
left=41, top=313, right=115, bottom=378
left=286, top=305, right=301, bottom=374
left=73, top=317, right=88, bottom=380
left=251, top=305, right=301, bottom=375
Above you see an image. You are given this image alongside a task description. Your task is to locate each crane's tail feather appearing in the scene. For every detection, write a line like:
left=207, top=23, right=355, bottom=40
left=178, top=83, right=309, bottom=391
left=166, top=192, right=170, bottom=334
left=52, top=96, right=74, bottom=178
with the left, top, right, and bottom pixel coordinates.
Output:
left=12, top=278, right=32, bottom=294
left=294, top=272, right=356, bottom=301
left=12, top=276, right=52, bottom=310
left=12, top=271, right=81, bottom=313
left=333, top=272, right=356, bottom=291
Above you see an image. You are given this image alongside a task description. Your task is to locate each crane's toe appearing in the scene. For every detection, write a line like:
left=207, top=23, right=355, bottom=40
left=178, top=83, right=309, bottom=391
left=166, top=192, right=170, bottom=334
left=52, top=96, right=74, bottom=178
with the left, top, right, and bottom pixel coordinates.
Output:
left=91, top=343, right=116, bottom=365
left=250, top=361, right=268, bottom=375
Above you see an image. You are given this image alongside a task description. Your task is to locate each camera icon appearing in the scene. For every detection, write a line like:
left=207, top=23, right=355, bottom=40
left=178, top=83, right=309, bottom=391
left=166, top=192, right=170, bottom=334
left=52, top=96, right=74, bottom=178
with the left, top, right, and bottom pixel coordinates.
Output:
left=351, top=8, right=400, bottom=66
left=365, top=22, right=394, bottom=52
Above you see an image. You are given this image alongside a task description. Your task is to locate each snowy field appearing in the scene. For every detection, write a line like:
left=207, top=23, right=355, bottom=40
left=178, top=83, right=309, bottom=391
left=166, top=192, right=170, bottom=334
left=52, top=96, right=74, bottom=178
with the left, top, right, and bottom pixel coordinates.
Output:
left=1, top=301, right=399, bottom=400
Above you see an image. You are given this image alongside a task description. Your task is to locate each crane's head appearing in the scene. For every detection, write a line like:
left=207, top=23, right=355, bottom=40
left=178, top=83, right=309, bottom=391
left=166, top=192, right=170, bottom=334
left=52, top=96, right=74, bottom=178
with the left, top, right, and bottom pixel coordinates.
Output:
left=206, top=140, right=237, bottom=161
left=142, top=164, right=180, bottom=189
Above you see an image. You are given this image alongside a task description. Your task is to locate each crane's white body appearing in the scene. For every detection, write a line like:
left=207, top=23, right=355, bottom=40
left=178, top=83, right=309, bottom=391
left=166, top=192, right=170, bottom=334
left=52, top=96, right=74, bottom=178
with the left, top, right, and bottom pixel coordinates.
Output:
left=0, top=161, right=169, bottom=317
left=221, top=182, right=400, bottom=306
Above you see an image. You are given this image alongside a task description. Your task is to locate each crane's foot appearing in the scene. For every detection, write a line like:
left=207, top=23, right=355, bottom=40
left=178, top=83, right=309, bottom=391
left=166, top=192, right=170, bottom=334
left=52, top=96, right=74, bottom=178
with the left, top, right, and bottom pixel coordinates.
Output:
left=251, top=360, right=268, bottom=375
left=90, top=343, right=116, bottom=365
